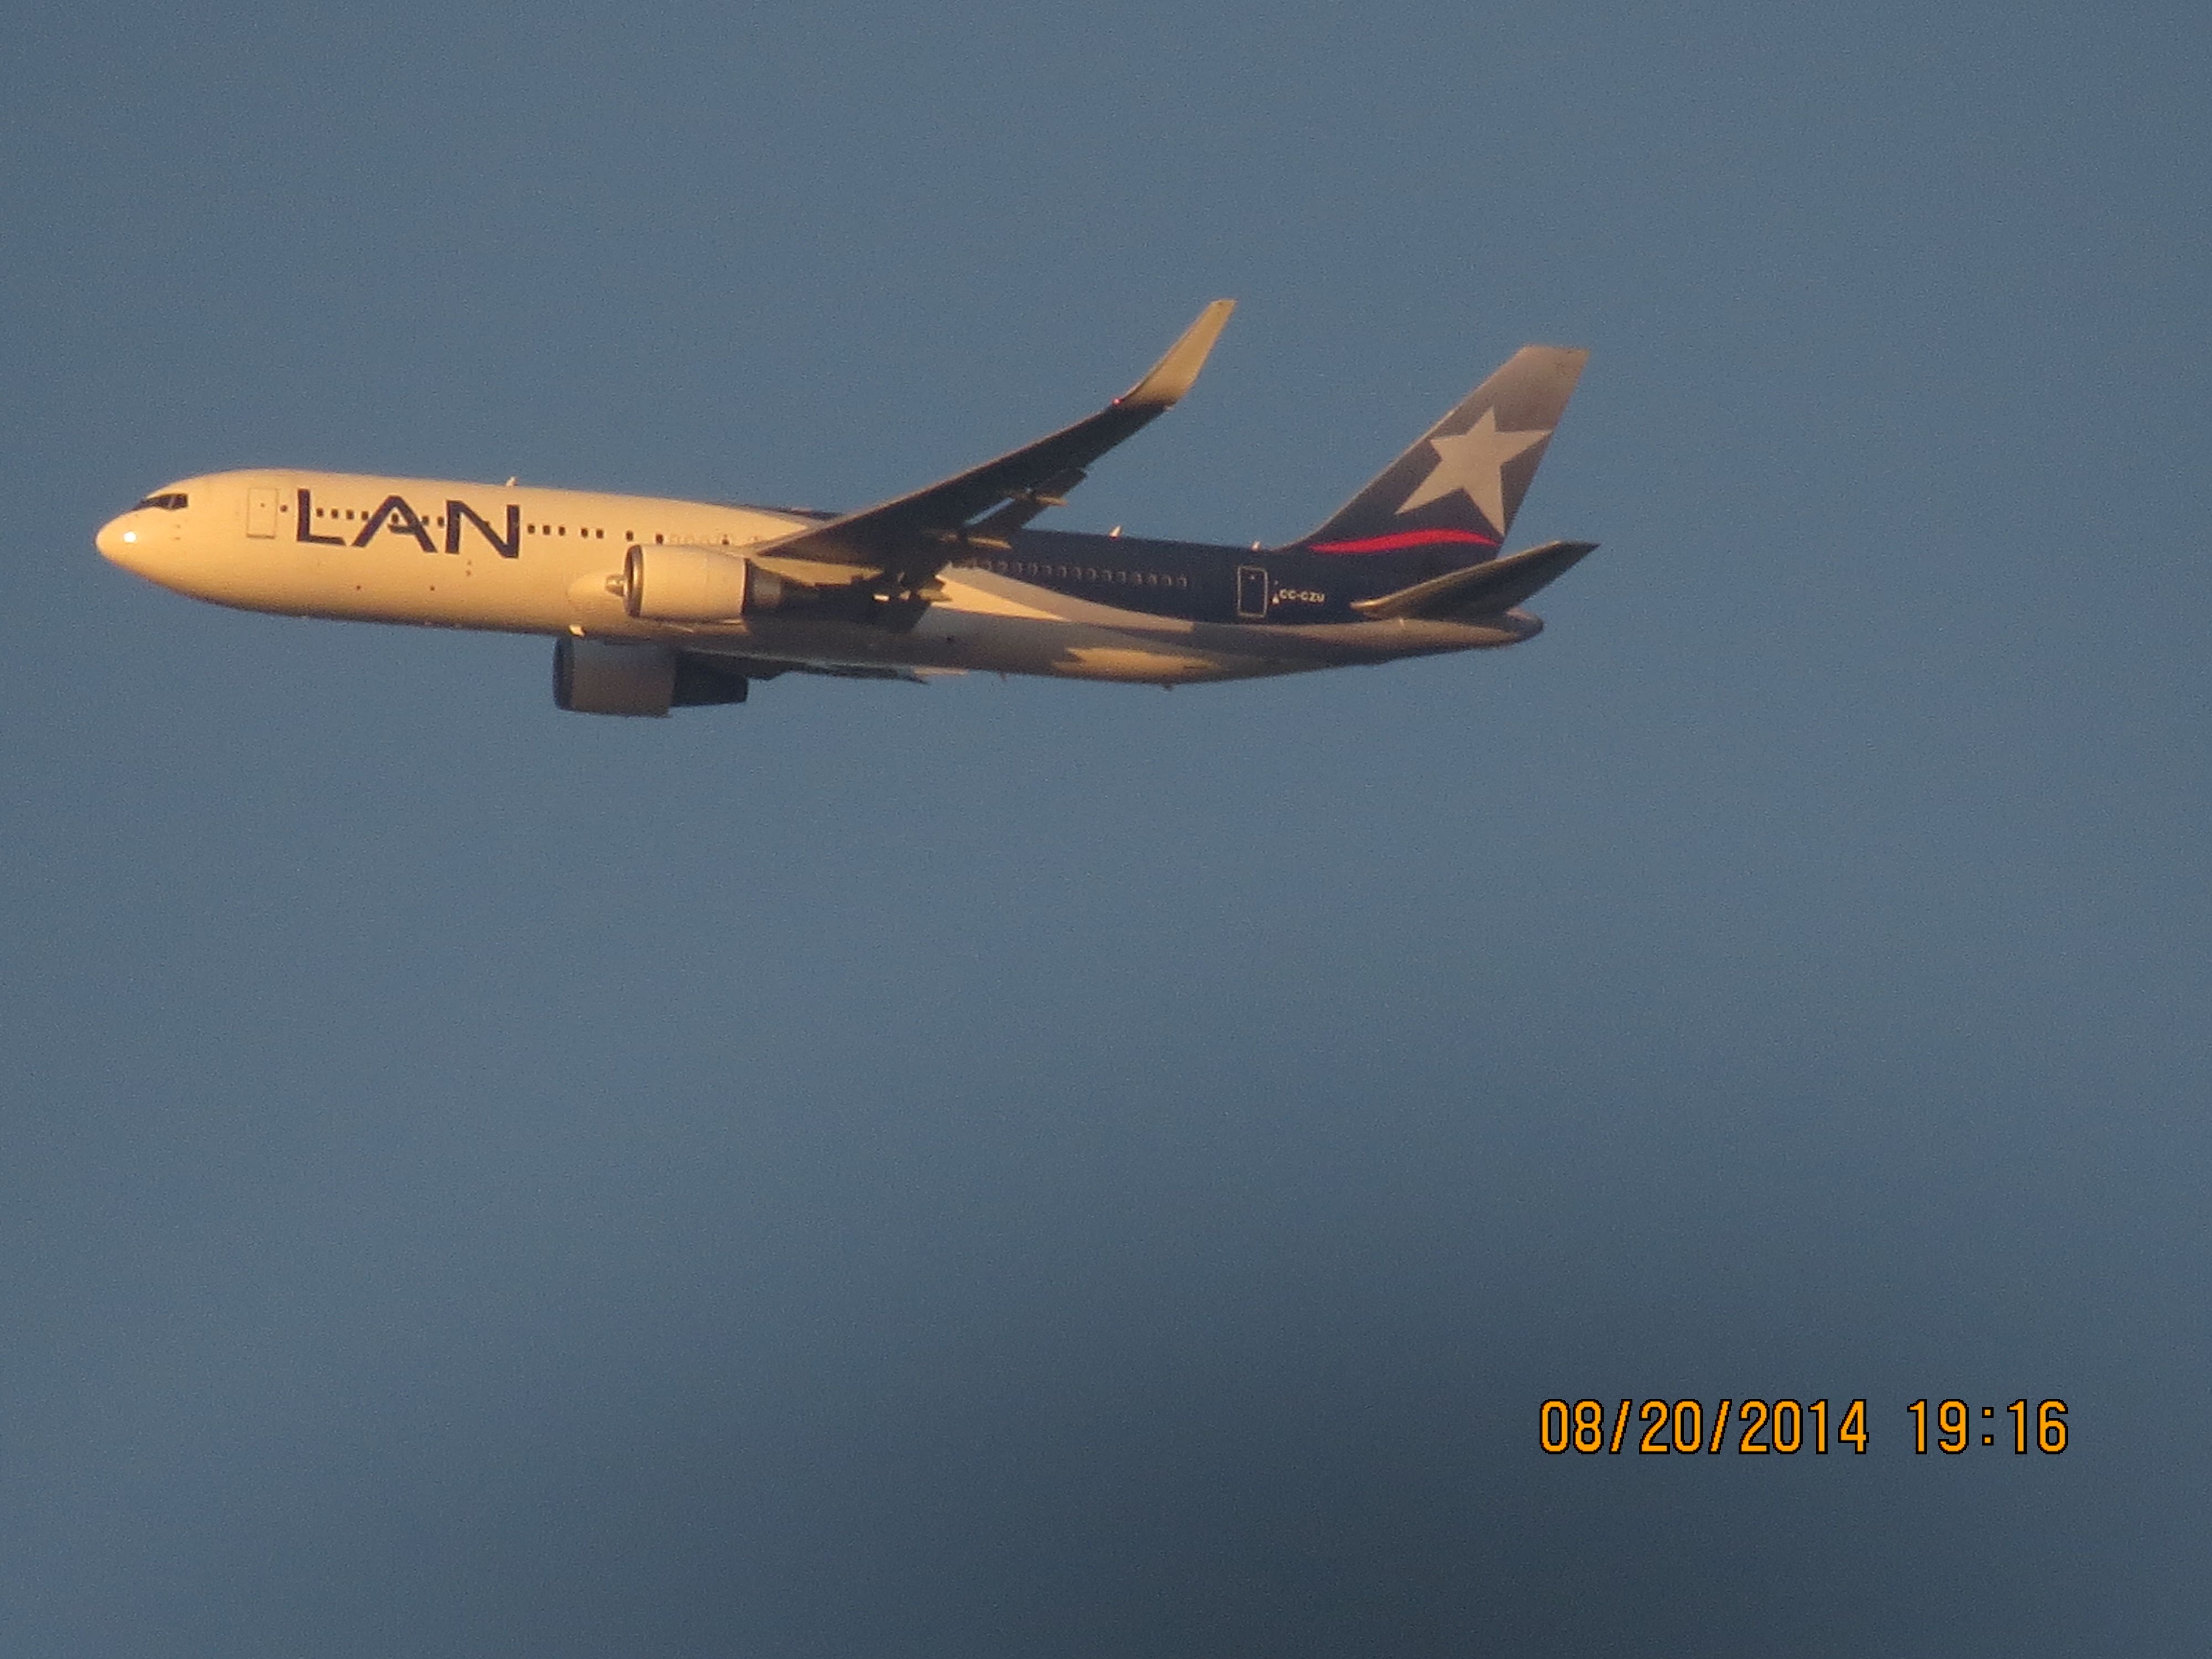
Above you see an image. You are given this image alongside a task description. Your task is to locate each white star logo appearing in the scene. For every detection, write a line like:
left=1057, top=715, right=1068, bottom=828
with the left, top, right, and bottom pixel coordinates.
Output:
left=1396, top=408, right=1552, bottom=532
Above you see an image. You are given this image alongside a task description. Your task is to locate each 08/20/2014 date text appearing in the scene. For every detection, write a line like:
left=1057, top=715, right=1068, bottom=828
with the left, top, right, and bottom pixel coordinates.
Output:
left=1540, top=1399, right=2070, bottom=1455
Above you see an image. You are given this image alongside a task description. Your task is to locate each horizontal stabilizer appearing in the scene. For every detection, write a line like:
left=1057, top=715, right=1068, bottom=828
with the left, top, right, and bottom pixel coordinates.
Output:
left=1349, top=539, right=1597, bottom=620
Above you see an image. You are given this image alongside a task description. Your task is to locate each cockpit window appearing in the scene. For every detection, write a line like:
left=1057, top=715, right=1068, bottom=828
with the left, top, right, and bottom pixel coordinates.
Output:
left=133, top=493, right=189, bottom=510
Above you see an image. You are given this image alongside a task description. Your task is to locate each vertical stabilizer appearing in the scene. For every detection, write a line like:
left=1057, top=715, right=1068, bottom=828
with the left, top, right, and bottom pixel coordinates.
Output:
left=1291, top=346, right=1587, bottom=557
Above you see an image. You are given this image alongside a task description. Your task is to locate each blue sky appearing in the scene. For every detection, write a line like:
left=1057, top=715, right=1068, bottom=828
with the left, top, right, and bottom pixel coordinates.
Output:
left=3, top=3, right=2208, bottom=1654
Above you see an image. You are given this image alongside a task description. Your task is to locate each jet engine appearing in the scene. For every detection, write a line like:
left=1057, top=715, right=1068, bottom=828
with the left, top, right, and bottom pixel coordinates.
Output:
left=552, top=637, right=748, bottom=716
left=617, top=543, right=789, bottom=622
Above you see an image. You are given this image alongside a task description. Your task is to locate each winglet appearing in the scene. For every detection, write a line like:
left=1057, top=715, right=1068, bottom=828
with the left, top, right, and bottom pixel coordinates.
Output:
left=1119, top=299, right=1236, bottom=410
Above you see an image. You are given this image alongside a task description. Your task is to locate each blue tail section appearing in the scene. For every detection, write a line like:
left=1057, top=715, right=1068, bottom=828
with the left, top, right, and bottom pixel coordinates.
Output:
left=1287, top=346, right=1588, bottom=560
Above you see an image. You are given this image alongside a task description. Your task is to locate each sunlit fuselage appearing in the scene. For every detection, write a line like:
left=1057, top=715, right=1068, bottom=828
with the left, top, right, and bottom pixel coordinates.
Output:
left=96, top=468, right=1540, bottom=686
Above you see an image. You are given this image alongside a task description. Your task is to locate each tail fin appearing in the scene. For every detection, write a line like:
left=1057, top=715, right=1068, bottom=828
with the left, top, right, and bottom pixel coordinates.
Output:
left=1290, top=345, right=1587, bottom=556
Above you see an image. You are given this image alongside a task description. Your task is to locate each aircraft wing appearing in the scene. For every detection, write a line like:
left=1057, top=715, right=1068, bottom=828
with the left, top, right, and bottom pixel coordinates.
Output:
left=752, top=300, right=1235, bottom=590
left=680, top=649, right=939, bottom=683
left=1349, top=539, right=1598, bottom=620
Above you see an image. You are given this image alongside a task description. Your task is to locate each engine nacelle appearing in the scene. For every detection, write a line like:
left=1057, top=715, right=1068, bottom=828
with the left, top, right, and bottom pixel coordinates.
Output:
left=618, top=543, right=787, bottom=622
left=554, top=636, right=676, bottom=716
left=552, top=637, right=750, bottom=716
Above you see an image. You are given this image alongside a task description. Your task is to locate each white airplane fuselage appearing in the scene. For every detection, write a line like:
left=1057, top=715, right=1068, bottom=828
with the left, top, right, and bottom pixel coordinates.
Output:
left=95, top=467, right=1540, bottom=690
left=94, top=312, right=1592, bottom=711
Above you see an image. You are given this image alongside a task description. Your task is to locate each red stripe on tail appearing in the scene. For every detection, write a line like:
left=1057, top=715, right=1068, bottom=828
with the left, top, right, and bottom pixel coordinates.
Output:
left=1308, top=528, right=1501, bottom=555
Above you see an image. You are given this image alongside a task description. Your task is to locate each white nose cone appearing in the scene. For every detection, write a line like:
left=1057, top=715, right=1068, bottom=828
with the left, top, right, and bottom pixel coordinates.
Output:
left=96, top=514, right=151, bottom=575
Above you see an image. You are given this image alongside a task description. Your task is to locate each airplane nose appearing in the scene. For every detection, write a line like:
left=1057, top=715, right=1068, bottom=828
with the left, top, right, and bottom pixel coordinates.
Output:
left=96, top=513, right=146, bottom=571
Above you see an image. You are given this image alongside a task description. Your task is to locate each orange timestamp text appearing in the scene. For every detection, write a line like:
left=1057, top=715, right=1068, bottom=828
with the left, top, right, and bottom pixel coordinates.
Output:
left=1539, top=1397, right=2070, bottom=1455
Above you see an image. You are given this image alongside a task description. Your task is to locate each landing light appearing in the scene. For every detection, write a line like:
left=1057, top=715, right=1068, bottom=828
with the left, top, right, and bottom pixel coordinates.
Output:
left=122, top=531, right=136, bottom=543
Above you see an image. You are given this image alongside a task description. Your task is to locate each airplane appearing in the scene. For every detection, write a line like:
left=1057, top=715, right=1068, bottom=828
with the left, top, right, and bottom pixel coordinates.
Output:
left=95, top=303, right=1595, bottom=715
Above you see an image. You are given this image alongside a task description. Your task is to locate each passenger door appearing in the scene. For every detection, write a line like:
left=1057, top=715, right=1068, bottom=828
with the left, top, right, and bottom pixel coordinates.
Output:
left=1235, top=565, right=1268, bottom=620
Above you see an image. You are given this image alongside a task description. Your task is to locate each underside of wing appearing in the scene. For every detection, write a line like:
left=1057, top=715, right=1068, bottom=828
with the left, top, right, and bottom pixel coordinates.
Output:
left=753, top=300, right=1234, bottom=591
left=680, top=648, right=939, bottom=683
